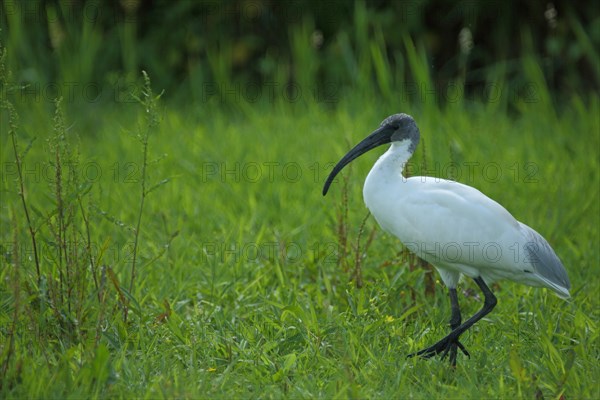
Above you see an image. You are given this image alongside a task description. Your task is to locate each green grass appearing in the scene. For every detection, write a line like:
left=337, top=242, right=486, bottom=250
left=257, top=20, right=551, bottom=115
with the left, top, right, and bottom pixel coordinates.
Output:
left=2, top=88, right=599, bottom=398
left=2, top=1, right=599, bottom=394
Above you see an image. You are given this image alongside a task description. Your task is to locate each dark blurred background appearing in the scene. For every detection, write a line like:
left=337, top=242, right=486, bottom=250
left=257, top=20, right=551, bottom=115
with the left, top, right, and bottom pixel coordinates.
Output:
left=2, top=0, right=599, bottom=108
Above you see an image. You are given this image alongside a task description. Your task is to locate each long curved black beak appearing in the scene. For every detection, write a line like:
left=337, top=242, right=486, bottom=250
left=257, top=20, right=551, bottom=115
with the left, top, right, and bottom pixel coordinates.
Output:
left=322, top=125, right=394, bottom=196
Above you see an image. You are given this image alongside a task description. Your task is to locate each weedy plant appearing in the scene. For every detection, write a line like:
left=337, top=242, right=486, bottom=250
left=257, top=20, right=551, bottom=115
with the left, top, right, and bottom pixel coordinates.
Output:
left=0, top=42, right=169, bottom=388
left=122, top=71, right=168, bottom=322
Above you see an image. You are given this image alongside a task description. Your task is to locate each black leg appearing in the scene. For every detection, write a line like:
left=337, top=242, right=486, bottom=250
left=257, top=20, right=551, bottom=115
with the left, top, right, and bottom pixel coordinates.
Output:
left=448, top=288, right=461, bottom=329
left=446, top=288, right=470, bottom=366
left=407, top=277, right=497, bottom=366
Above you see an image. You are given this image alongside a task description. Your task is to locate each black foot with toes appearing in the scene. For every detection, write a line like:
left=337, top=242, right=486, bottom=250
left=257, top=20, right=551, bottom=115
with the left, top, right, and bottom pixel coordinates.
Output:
left=407, top=334, right=470, bottom=367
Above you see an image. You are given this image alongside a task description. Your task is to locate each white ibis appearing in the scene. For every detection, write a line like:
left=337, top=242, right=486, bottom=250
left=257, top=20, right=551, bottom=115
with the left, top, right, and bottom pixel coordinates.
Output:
left=323, top=113, right=571, bottom=366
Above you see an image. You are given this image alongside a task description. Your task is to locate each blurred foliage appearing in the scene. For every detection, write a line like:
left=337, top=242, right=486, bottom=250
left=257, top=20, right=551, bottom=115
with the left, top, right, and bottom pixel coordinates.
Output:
left=1, top=0, right=598, bottom=108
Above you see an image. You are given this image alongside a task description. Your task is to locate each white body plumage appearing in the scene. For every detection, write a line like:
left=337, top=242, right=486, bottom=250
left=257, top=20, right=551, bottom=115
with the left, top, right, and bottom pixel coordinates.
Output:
left=363, top=140, right=570, bottom=298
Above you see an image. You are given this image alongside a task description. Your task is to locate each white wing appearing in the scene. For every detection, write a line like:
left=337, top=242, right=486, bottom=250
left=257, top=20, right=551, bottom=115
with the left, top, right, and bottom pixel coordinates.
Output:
left=365, top=176, right=570, bottom=297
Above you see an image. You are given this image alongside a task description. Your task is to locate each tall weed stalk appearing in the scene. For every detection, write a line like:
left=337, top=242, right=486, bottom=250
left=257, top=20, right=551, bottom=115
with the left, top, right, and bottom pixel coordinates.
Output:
left=125, top=71, right=164, bottom=321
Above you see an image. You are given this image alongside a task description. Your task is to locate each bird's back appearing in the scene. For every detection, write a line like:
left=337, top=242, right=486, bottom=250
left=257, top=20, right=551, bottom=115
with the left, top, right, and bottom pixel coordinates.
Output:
left=364, top=176, right=570, bottom=297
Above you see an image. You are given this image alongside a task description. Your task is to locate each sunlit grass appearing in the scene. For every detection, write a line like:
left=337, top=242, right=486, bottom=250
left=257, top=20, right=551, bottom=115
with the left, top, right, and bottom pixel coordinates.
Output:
left=1, top=89, right=598, bottom=398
